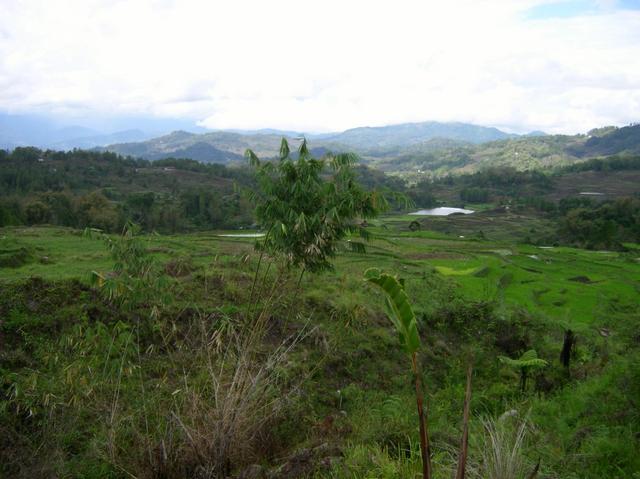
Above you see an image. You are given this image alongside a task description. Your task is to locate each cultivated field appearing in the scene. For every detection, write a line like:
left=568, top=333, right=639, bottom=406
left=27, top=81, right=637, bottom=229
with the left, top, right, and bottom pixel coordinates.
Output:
left=2, top=213, right=639, bottom=478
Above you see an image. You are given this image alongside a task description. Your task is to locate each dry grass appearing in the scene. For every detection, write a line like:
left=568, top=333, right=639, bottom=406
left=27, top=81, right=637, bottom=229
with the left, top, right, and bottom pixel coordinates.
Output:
left=474, top=411, right=533, bottom=479
left=101, top=299, right=311, bottom=479
left=172, top=316, right=307, bottom=477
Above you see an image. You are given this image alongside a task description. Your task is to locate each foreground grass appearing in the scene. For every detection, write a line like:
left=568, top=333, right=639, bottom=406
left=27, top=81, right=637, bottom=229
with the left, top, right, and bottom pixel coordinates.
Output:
left=1, top=219, right=639, bottom=478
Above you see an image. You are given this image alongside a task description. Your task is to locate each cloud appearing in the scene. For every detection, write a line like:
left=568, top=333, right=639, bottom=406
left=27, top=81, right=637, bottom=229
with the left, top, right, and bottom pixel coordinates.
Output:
left=0, top=0, right=638, bottom=133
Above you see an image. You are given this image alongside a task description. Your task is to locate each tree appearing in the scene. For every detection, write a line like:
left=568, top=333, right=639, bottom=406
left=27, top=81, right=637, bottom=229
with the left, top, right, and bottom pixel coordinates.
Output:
left=76, top=191, right=119, bottom=232
left=25, top=200, right=51, bottom=224
left=499, top=349, right=548, bottom=392
left=407, top=179, right=438, bottom=208
left=246, top=138, right=380, bottom=274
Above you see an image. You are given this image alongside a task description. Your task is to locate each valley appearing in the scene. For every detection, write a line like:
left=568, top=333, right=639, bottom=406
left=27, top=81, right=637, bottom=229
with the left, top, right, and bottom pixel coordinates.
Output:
left=3, top=1, right=640, bottom=477
left=1, top=126, right=639, bottom=479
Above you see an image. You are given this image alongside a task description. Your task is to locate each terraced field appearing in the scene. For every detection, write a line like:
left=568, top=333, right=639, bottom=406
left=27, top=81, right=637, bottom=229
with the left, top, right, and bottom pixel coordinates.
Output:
left=3, top=216, right=637, bottom=330
left=2, top=214, right=639, bottom=478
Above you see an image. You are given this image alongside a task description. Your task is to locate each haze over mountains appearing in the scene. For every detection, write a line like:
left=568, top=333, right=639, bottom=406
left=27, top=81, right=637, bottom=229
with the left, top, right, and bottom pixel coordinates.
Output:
left=0, top=113, right=207, bottom=150
left=1, top=112, right=530, bottom=151
left=100, top=120, right=640, bottom=176
left=3, top=111, right=639, bottom=176
left=101, top=120, right=539, bottom=162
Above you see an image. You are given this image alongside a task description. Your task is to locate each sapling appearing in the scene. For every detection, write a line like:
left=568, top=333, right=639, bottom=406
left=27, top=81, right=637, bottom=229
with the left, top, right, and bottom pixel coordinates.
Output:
left=246, top=138, right=379, bottom=277
left=364, top=267, right=432, bottom=479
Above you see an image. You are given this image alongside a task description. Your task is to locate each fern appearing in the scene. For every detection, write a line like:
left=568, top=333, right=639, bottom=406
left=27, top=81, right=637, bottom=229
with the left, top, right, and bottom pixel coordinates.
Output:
left=499, top=350, right=548, bottom=392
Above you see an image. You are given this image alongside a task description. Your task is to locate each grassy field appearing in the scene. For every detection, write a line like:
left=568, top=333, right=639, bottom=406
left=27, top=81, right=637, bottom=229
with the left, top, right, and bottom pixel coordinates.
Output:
left=1, top=214, right=639, bottom=478
left=4, top=221, right=637, bottom=329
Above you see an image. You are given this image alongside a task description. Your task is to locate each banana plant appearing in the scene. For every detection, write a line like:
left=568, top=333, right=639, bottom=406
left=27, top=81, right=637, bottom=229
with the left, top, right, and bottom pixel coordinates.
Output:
left=364, top=267, right=432, bottom=479
left=499, top=349, right=548, bottom=392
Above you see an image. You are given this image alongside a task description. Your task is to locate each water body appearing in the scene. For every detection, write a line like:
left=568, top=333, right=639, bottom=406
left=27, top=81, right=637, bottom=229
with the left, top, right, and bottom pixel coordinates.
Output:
left=409, top=207, right=474, bottom=216
left=217, top=233, right=265, bottom=238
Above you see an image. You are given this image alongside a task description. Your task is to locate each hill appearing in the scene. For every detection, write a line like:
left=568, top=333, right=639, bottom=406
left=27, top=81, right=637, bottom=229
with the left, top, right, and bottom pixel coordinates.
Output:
left=567, top=124, right=640, bottom=157
left=105, top=130, right=285, bottom=162
left=370, top=124, right=640, bottom=178
left=102, top=122, right=640, bottom=176
left=104, top=121, right=516, bottom=163
left=323, top=121, right=516, bottom=148
left=0, top=146, right=404, bottom=232
left=0, top=148, right=255, bottom=231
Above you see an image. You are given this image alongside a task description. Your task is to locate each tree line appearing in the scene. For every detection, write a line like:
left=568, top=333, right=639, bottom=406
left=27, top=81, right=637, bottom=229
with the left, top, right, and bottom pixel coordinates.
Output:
left=0, top=146, right=412, bottom=232
left=0, top=147, right=255, bottom=232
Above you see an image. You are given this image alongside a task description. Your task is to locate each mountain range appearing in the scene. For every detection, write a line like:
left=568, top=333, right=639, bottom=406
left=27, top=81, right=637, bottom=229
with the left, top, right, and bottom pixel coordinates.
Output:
left=3, top=111, right=640, bottom=176
left=101, top=121, right=535, bottom=163
left=101, top=121, right=640, bottom=176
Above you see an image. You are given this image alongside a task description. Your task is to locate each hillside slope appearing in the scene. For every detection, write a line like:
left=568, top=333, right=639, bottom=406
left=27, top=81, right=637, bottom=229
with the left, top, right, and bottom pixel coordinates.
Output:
left=99, top=122, right=640, bottom=175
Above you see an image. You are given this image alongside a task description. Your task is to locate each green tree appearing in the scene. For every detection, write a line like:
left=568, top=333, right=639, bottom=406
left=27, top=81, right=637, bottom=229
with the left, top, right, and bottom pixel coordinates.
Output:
left=246, top=138, right=380, bottom=274
left=24, top=199, right=51, bottom=224
left=76, top=191, right=119, bottom=232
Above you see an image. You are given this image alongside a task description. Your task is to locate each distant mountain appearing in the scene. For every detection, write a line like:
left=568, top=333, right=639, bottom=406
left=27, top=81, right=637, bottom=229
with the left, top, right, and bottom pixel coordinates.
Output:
left=104, top=130, right=276, bottom=162
left=8, top=111, right=639, bottom=176
left=225, top=128, right=307, bottom=137
left=155, top=142, right=243, bottom=163
left=0, top=113, right=68, bottom=149
left=372, top=125, right=640, bottom=177
left=51, top=129, right=152, bottom=150
left=322, top=121, right=516, bottom=149
left=0, top=112, right=207, bottom=150
left=102, top=121, right=517, bottom=163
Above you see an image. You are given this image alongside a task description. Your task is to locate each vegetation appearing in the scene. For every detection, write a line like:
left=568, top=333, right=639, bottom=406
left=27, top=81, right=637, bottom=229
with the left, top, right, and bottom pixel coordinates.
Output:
left=364, top=268, right=431, bottom=477
left=247, top=139, right=379, bottom=273
left=0, top=147, right=255, bottom=232
left=558, top=197, right=640, bottom=250
left=1, top=138, right=640, bottom=478
left=100, top=121, right=640, bottom=178
left=499, top=350, right=548, bottom=392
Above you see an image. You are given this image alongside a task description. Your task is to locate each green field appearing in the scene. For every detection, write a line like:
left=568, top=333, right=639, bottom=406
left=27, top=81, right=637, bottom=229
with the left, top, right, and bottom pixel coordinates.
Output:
left=2, top=216, right=640, bottom=478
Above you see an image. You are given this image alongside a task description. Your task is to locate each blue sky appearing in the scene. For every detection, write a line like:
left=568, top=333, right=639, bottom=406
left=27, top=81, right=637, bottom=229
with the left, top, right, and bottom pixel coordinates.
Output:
left=0, top=0, right=639, bottom=134
left=525, top=0, right=640, bottom=20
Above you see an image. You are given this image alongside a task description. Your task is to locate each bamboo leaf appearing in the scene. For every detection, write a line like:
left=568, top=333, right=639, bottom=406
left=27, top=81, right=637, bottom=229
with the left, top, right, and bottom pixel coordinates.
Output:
left=279, top=138, right=290, bottom=160
left=298, top=137, right=309, bottom=158
left=245, top=149, right=260, bottom=167
left=348, top=240, right=366, bottom=254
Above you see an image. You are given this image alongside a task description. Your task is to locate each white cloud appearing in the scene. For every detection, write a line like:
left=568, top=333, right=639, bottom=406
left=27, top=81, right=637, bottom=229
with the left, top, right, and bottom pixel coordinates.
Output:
left=0, top=0, right=639, bottom=133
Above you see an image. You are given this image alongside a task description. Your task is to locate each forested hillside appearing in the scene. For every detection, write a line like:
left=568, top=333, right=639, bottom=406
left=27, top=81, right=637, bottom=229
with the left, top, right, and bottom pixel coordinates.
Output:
left=0, top=147, right=406, bottom=233
left=0, top=147, right=255, bottom=231
left=102, top=123, right=640, bottom=177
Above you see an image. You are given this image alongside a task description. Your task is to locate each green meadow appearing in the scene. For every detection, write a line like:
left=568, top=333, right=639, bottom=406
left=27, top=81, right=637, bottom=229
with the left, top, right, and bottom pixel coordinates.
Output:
left=2, top=215, right=640, bottom=478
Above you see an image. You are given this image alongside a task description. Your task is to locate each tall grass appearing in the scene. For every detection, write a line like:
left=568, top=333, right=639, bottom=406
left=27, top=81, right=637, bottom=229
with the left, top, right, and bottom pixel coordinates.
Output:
left=165, top=313, right=307, bottom=477
left=476, top=411, right=537, bottom=479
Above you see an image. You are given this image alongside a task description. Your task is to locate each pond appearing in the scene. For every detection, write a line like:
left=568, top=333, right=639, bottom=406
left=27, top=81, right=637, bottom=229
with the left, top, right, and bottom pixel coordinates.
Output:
left=409, top=207, right=474, bottom=216
left=216, top=233, right=265, bottom=238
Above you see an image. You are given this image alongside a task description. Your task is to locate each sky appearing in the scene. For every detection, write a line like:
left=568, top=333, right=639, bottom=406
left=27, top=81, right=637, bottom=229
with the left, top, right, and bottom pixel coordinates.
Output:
left=0, top=0, right=639, bottom=134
